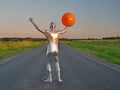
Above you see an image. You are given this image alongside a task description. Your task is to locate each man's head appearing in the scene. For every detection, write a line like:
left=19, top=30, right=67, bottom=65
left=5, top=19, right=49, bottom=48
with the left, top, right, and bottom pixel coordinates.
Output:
left=50, top=22, right=56, bottom=30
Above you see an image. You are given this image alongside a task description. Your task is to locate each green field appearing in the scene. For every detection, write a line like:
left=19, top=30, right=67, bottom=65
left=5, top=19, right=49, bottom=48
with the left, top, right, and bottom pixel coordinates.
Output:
left=0, top=41, right=46, bottom=60
left=61, top=39, right=120, bottom=66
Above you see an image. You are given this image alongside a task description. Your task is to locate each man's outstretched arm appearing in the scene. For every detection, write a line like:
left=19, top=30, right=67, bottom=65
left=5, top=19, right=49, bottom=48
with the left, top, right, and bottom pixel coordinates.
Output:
left=58, top=27, right=69, bottom=34
left=29, top=17, right=47, bottom=34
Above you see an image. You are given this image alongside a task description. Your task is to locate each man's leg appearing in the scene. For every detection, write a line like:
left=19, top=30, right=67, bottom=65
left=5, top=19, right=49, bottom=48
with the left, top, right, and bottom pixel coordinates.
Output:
left=54, top=53, right=63, bottom=82
left=44, top=53, right=52, bottom=82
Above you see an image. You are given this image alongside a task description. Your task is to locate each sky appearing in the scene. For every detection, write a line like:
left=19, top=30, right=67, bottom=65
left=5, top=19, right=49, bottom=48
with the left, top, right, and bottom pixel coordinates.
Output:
left=0, top=0, right=120, bottom=39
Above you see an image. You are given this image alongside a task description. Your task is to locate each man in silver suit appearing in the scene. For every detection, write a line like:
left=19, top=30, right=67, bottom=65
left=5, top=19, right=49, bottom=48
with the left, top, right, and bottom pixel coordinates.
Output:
left=29, top=17, right=69, bottom=82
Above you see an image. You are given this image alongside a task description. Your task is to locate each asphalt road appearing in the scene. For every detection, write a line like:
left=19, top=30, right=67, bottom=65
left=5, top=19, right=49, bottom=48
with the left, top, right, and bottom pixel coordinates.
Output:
left=0, top=44, right=120, bottom=90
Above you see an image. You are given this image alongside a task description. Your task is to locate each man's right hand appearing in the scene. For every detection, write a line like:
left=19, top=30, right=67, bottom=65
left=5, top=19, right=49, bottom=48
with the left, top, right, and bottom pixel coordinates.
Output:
left=29, top=17, right=34, bottom=22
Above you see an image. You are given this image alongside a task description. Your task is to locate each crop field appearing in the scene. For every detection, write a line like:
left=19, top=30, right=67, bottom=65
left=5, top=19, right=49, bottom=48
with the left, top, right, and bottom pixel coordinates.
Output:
left=61, top=39, right=120, bottom=66
left=0, top=41, right=46, bottom=60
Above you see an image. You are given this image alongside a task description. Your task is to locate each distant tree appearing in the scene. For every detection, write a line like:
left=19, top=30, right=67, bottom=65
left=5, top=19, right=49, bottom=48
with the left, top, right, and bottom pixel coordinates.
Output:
left=102, top=36, right=120, bottom=40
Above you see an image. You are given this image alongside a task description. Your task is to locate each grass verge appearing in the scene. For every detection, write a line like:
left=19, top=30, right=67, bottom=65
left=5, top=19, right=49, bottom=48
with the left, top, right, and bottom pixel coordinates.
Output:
left=61, top=39, right=120, bottom=66
left=0, top=41, right=46, bottom=61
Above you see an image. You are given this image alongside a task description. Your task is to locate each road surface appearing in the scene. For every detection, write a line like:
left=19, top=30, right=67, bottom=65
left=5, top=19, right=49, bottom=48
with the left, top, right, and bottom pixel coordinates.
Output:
left=0, top=44, right=120, bottom=90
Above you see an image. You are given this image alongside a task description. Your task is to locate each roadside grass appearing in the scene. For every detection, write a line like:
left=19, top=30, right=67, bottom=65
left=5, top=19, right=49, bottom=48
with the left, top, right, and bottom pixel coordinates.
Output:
left=61, top=39, right=120, bottom=66
left=0, top=41, right=46, bottom=60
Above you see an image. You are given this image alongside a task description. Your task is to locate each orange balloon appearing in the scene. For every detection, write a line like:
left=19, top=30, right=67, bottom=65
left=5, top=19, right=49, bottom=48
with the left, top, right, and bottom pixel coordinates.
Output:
left=62, top=12, right=76, bottom=27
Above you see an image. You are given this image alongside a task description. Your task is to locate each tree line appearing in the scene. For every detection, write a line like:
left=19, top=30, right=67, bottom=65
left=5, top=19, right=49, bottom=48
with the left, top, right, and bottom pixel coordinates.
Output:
left=0, top=37, right=46, bottom=41
left=0, top=36, right=119, bottom=41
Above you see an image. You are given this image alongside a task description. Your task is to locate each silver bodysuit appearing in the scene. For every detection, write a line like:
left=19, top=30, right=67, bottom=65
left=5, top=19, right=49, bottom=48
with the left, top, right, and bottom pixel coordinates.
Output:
left=46, top=32, right=59, bottom=55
